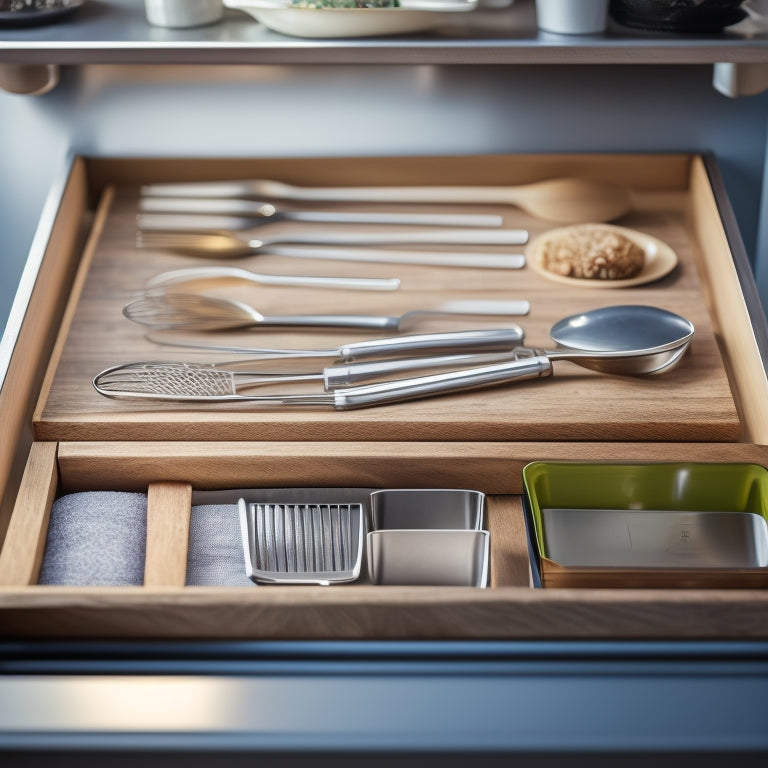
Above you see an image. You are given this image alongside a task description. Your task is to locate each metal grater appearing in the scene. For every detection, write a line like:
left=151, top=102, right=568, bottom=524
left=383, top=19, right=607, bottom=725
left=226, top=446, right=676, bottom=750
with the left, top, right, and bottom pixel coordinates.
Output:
left=238, top=499, right=364, bottom=585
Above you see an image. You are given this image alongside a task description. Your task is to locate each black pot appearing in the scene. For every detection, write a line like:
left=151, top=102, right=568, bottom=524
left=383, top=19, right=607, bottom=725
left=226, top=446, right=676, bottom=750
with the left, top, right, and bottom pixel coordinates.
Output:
left=609, top=0, right=748, bottom=32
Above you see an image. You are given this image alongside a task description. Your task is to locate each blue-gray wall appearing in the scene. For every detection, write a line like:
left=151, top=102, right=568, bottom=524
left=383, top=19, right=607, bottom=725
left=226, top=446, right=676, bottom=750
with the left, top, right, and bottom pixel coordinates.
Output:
left=2, top=63, right=767, bottom=332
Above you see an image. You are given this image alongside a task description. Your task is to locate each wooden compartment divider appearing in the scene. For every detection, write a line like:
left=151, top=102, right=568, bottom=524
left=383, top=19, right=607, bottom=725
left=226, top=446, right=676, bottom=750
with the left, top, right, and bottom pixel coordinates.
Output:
left=144, top=482, right=192, bottom=588
left=54, top=440, right=768, bottom=495
left=0, top=442, right=57, bottom=587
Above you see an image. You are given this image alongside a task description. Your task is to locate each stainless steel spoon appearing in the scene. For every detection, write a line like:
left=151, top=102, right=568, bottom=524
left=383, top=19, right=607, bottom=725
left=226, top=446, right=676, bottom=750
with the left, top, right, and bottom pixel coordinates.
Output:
left=136, top=231, right=526, bottom=269
left=138, top=198, right=505, bottom=229
left=545, top=305, right=695, bottom=375
left=136, top=219, right=529, bottom=247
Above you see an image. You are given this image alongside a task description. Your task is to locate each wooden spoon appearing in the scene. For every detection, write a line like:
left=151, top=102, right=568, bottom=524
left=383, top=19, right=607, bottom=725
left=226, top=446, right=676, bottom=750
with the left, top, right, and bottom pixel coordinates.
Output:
left=142, top=176, right=633, bottom=224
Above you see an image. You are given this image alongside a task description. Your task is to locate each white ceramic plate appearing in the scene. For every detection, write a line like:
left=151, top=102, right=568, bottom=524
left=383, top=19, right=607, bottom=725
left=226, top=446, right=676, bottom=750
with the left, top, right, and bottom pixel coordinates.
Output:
left=224, top=1, right=475, bottom=38
left=525, top=223, right=679, bottom=289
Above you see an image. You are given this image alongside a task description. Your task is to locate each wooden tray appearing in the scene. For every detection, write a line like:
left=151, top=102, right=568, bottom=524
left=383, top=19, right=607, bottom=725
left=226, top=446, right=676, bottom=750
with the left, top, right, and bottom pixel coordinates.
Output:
left=2, top=152, right=768, bottom=641
left=30, top=153, right=754, bottom=443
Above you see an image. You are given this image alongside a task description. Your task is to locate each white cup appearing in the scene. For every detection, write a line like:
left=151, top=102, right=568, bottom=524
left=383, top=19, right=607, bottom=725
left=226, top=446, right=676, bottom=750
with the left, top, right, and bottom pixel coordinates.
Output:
left=145, top=0, right=223, bottom=28
left=535, top=0, right=609, bottom=34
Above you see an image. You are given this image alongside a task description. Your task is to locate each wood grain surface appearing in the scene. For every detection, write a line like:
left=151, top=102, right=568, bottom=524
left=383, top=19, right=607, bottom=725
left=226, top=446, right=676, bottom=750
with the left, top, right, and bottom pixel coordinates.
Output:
left=1, top=586, right=767, bottom=640
left=33, top=155, right=742, bottom=443
left=0, top=442, right=57, bottom=586
left=55, top=440, right=768, bottom=496
left=144, top=481, right=192, bottom=588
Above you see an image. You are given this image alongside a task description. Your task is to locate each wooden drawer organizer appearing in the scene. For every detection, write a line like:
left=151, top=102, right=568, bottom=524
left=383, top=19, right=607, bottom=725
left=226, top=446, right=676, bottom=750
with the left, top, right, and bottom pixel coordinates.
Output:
left=2, top=153, right=768, bottom=639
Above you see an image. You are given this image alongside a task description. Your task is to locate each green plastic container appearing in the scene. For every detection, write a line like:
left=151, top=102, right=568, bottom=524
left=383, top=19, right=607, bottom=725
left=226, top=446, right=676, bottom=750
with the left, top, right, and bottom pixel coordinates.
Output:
left=522, top=462, right=768, bottom=586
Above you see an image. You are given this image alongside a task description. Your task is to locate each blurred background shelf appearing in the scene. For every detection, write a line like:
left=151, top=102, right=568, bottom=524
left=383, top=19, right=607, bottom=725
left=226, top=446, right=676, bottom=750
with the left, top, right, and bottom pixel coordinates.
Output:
left=2, top=0, right=768, bottom=65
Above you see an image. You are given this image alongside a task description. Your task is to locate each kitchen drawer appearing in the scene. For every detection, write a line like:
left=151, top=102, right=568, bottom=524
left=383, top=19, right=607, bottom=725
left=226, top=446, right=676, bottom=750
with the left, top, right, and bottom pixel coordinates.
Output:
left=26, top=153, right=760, bottom=444
left=1, top=152, right=768, bottom=640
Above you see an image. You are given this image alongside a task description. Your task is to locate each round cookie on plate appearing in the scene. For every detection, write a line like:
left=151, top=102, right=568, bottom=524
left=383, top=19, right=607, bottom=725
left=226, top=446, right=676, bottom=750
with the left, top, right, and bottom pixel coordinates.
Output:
left=526, top=223, right=679, bottom=289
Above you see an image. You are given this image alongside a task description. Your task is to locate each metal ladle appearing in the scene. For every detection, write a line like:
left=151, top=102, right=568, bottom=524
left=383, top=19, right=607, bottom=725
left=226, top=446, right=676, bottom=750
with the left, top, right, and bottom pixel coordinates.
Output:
left=541, top=304, right=695, bottom=376
left=328, top=304, right=694, bottom=386
left=96, top=306, right=693, bottom=408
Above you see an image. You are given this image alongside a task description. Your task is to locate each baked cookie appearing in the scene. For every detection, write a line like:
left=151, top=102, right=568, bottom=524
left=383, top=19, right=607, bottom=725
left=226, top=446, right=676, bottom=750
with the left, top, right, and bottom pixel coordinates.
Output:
left=539, top=224, right=645, bottom=281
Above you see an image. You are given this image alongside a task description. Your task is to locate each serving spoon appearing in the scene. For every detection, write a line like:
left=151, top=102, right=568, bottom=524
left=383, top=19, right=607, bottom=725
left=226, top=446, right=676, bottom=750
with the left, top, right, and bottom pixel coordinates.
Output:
left=541, top=304, right=695, bottom=375
left=141, top=177, right=633, bottom=224
left=136, top=232, right=527, bottom=269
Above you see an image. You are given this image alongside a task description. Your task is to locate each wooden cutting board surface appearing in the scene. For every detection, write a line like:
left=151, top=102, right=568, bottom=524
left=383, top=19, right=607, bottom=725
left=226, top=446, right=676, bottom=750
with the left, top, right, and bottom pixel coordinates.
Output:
left=34, top=184, right=741, bottom=443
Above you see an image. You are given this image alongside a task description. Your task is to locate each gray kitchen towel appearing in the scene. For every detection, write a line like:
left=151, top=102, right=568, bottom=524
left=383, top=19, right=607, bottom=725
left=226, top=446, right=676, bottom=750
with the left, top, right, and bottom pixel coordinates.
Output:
left=38, top=491, right=147, bottom=586
left=185, top=504, right=253, bottom=587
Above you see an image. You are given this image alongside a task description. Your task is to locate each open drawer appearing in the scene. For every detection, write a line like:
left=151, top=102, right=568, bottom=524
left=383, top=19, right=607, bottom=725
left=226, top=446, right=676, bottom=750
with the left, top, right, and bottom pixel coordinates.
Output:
left=2, top=152, right=768, bottom=640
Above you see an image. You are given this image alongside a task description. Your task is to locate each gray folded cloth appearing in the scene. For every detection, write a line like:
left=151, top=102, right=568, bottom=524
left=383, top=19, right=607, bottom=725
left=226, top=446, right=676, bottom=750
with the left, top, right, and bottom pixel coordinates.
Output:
left=38, top=491, right=147, bottom=586
left=185, top=504, right=253, bottom=587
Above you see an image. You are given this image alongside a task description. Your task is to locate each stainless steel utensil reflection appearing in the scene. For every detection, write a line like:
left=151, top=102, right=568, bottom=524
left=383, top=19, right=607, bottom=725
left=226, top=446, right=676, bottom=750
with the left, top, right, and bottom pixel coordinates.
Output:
left=137, top=231, right=527, bottom=269
left=138, top=199, right=504, bottom=229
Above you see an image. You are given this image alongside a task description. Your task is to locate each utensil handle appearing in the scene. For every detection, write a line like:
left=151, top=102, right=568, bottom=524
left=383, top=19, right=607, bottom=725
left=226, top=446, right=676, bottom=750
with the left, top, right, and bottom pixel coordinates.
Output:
left=336, top=328, right=524, bottom=361
left=325, top=350, right=531, bottom=388
left=332, top=355, right=552, bottom=409
left=141, top=181, right=522, bottom=205
left=260, top=314, right=400, bottom=330
left=257, top=228, right=529, bottom=247
left=137, top=213, right=250, bottom=231
left=272, top=185, right=522, bottom=207
left=284, top=211, right=505, bottom=228
left=262, top=301, right=530, bottom=330
left=138, top=201, right=505, bottom=228
left=139, top=200, right=273, bottom=217
left=146, top=267, right=400, bottom=292
left=269, top=245, right=526, bottom=269
left=246, top=273, right=402, bottom=291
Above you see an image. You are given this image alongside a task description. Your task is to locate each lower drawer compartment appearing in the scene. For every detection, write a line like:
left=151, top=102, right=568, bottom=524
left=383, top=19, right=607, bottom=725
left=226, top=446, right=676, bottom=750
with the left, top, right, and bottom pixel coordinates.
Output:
left=1, top=440, right=768, bottom=640
left=2, top=150, right=768, bottom=642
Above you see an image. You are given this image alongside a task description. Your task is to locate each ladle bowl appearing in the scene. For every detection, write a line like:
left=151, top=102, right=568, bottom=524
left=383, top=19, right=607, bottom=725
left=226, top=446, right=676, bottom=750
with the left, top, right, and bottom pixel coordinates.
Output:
left=546, top=305, right=695, bottom=376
